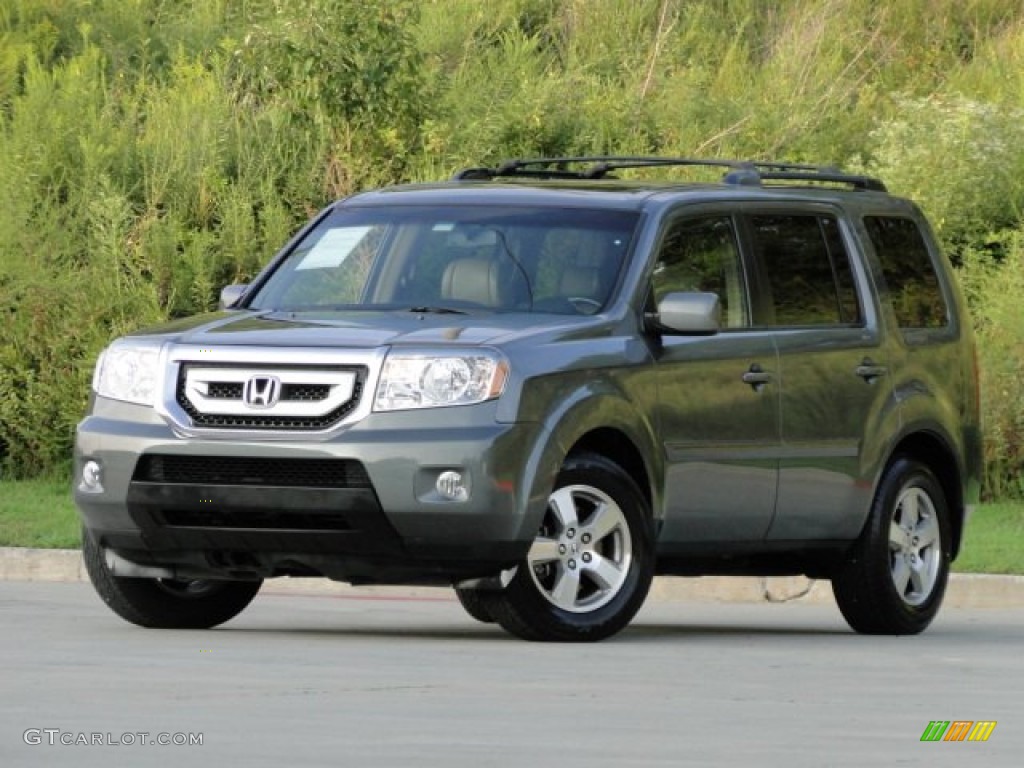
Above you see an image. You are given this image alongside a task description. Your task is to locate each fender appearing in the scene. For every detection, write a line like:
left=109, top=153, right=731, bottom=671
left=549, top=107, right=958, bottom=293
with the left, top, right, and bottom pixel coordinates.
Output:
left=510, top=370, right=664, bottom=546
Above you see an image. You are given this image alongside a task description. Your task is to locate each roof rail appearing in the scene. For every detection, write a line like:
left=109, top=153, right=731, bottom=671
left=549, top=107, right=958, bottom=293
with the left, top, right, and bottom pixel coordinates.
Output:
left=451, top=156, right=887, bottom=192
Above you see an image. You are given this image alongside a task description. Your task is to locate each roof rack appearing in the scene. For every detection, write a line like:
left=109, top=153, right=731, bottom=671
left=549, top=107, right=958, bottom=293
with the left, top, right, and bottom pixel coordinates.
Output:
left=451, top=156, right=887, bottom=192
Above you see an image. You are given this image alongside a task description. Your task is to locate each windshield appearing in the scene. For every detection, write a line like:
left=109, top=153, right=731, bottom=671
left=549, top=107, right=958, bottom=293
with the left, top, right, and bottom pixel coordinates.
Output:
left=248, top=205, right=640, bottom=315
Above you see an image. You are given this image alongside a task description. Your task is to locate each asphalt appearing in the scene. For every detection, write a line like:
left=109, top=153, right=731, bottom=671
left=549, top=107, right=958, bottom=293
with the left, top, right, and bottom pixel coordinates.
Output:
left=2, top=546, right=1022, bottom=608
left=4, top=580, right=1024, bottom=767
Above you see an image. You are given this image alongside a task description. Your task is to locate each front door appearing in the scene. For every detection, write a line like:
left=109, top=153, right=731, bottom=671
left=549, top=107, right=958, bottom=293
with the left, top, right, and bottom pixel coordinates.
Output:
left=652, top=213, right=781, bottom=545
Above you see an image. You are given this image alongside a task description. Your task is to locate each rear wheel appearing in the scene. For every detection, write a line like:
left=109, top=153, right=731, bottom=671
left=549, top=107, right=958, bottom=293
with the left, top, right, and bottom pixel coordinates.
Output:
left=487, top=453, right=654, bottom=642
left=82, top=528, right=262, bottom=629
left=832, top=457, right=951, bottom=635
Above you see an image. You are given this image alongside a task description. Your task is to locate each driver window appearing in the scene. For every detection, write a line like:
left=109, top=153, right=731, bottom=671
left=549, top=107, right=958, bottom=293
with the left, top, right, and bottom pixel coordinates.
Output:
left=652, top=215, right=749, bottom=328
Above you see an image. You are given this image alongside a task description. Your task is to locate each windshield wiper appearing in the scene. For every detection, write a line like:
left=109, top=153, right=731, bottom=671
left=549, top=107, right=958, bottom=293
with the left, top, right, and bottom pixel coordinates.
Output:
left=408, top=306, right=468, bottom=315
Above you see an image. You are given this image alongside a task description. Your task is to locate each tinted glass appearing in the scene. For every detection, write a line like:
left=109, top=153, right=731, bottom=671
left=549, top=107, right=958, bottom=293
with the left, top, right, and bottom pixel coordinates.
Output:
left=864, top=216, right=948, bottom=328
left=653, top=216, right=748, bottom=328
left=821, top=217, right=862, bottom=324
left=249, top=206, right=640, bottom=315
left=750, top=214, right=861, bottom=326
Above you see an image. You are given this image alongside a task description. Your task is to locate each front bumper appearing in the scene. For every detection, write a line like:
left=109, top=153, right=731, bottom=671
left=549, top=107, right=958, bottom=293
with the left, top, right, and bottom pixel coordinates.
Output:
left=74, top=397, right=545, bottom=584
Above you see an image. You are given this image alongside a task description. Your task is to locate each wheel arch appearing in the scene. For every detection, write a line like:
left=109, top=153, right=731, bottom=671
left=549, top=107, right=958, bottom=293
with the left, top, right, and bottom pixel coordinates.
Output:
left=518, top=387, right=662, bottom=544
left=567, top=427, right=654, bottom=515
left=887, top=429, right=965, bottom=559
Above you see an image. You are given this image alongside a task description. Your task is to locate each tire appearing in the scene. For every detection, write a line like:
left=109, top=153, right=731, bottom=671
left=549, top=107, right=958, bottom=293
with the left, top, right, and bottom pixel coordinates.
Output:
left=82, top=528, right=262, bottom=629
left=832, top=457, right=951, bottom=635
left=454, top=587, right=497, bottom=624
left=487, top=452, right=655, bottom=642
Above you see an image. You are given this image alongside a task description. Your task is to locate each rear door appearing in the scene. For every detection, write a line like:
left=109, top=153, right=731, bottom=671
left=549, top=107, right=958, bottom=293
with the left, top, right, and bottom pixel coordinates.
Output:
left=653, top=211, right=780, bottom=544
left=739, top=208, right=895, bottom=540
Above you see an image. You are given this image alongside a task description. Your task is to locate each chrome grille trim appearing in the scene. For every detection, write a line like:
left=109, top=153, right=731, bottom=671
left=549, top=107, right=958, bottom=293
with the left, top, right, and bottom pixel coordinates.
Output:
left=182, top=367, right=357, bottom=418
left=155, top=344, right=387, bottom=440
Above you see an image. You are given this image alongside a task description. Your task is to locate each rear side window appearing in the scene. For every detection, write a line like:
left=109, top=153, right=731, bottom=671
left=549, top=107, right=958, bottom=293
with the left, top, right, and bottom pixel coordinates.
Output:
left=864, top=216, right=948, bottom=329
left=748, top=214, right=862, bottom=326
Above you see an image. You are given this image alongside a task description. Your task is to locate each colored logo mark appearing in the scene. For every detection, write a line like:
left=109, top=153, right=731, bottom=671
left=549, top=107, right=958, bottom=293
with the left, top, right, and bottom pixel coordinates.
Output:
left=921, top=721, right=996, bottom=742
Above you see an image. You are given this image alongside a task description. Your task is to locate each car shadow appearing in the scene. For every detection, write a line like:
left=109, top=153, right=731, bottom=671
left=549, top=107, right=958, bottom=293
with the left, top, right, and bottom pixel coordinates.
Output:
left=213, top=619, right=853, bottom=643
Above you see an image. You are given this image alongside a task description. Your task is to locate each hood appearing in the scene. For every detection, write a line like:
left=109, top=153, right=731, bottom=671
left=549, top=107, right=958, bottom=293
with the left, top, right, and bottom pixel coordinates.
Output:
left=127, top=309, right=584, bottom=349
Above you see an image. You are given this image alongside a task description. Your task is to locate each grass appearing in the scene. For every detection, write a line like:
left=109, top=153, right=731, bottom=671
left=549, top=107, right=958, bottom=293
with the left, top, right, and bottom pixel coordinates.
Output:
left=0, top=479, right=1020, bottom=574
left=0, top=477, right=80, bottom=549
left=954, top=502, right=1024, bottom=576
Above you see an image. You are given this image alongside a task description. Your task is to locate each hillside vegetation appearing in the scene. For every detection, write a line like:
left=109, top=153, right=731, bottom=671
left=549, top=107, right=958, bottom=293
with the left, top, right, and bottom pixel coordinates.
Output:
left=1, top=0, right=1022, bottom=496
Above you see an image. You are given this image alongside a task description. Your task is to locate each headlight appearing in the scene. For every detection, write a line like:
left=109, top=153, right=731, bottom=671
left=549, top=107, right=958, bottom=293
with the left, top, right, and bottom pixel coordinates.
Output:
left=92, top=340, right=162, bottom=406
left=374, top=350, right=509, bottom=411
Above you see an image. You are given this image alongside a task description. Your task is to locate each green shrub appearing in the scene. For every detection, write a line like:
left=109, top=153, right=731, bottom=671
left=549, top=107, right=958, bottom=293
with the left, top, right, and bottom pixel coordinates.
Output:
left=232, top=0, right=427, bottom=196
left=859, top=94, right=1024, bottom=247
left=959, top=233, right=1024, bottom=499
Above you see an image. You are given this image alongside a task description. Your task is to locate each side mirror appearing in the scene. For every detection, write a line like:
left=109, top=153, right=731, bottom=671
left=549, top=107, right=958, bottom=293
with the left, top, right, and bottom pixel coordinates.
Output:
left=652, top=291, right=721, bottom=335
left=218, top=284, right=249, bottom=310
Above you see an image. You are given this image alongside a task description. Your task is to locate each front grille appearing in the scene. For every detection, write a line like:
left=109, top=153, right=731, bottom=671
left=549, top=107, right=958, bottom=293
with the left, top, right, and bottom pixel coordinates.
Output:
left=203, top=382, right=329, bottom=402
left=281, top=383, right=330, bottom=401
left=134, top=455, right=372, bottom=489
left=176, top=364, right=365, bottom=430
left=208, top=382, right=243, bottom=399
left=161, top=508, right=351, bottom=531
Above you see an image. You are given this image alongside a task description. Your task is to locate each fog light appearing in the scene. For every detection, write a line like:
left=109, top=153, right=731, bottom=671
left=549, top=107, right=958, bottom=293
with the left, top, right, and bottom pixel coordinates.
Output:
left=436, top=470, right=468, bottom=502
left=80, top=460, right=103, bottom=493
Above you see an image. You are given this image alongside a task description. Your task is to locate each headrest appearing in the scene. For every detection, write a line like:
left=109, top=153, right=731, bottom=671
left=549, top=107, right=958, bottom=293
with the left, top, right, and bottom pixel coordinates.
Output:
left=440, top=258, right=506, bottom=307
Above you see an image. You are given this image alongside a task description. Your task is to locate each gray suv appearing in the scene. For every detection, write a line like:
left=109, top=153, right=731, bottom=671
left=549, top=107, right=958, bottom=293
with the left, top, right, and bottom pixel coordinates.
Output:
left=74, top=157, right=982, bottom=641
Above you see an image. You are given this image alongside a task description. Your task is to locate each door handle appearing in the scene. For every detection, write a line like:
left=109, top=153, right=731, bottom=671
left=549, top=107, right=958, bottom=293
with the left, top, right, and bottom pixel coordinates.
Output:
left=855, top=358, right=887, bottom=383
left=742, top=363, right=772, bottom=392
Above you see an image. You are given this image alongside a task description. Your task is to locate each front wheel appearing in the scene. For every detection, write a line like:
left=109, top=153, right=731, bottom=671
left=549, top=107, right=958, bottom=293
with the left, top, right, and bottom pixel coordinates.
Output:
left=82, top=528, right=262, bottom=629
left=832, top=457, right=951, bottom=635
left=454, top=587, right=496, bottom=624
left=487, top=453, right=655, bottom=642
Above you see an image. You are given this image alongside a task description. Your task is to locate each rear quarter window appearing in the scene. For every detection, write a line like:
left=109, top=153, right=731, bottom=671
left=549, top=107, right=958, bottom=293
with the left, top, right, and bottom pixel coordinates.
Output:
left=863, top=216, right=949, bottom=330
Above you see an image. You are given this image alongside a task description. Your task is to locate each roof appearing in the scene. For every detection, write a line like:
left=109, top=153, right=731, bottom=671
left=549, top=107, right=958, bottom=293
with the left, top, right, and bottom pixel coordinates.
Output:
left=342, top=156, right=893, bottom=212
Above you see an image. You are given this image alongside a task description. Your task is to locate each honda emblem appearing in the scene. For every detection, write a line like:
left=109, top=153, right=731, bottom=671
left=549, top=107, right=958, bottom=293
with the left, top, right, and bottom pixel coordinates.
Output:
left=243, top=376, right=281, bottom=408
